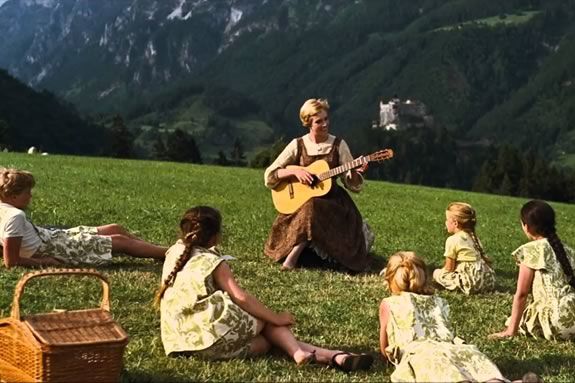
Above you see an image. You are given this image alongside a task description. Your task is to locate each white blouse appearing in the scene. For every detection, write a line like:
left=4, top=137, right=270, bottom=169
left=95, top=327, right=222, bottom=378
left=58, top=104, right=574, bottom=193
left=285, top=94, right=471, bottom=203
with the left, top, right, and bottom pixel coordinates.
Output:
left=264, top=134, right=363, bottom=192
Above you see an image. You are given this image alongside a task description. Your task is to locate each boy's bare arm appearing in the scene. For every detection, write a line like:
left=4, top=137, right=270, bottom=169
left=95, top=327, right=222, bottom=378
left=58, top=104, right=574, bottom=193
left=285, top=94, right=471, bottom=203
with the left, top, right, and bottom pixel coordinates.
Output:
left=3, top=237, right=61, bottom=268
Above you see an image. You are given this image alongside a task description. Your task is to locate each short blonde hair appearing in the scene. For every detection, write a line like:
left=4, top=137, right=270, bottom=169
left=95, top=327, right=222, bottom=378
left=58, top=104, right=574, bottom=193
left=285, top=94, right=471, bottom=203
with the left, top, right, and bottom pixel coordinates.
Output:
left=299, top=98, right=329, bottom=128
left=383, top=251, right=432, bottom=295
left=0, top=168, right=35, bottom=200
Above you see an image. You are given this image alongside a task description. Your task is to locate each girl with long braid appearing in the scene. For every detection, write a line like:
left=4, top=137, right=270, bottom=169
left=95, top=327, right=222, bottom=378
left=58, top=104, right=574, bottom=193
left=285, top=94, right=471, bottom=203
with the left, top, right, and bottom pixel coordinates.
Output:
left=157, top=206, right=373, bottom=371
left=433, top=202, right=495, bottom=294
left=490, top=200, right=575, bottom=340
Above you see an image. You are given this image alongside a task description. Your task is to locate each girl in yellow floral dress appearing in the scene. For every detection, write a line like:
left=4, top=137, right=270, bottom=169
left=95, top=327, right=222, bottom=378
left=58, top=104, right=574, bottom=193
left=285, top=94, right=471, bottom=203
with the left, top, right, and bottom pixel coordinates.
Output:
left=490, top=200, right=575, bottom=340
left=380, top=251, right=506, bottom=382
left=433, top=202, right=495, bottom=294
left=157, top=206, right=373, bottom=371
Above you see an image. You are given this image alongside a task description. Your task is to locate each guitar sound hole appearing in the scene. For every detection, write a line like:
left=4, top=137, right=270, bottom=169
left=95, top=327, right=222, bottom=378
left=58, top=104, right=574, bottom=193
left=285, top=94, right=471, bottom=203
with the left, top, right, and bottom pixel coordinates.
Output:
left=310, top=175, right=319, bottom=188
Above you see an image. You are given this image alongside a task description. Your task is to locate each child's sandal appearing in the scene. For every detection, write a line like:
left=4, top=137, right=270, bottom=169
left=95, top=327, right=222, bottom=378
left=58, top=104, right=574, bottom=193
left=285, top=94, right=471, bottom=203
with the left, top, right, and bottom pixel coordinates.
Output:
left=330, top=352, right=373, bottom=372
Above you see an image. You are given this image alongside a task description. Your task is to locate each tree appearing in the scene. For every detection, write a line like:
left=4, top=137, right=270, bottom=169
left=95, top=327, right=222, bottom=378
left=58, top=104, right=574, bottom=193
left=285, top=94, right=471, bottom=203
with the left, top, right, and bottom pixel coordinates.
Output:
left=472, top=160, right=497, bottom=193
left=108, top=114, right=134, bottom=158
left=0, top=120, right=9, bottom=149
left=214, top=150, right=230, bottom=166
left=250, top=137, right=287, bottom=168
left=165, top=129, right=202, bottom=164
left=229, top=138, right=246, bottom=167
left=153, top=134, right=168, bottom=161
left=498, top=173, right=513, bottom=195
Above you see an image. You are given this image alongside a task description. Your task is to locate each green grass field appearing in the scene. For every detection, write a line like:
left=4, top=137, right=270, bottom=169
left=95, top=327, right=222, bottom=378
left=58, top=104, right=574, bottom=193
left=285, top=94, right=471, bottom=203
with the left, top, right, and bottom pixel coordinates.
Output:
left=435, top=11, right=541, bottom=32
left=0, top=152, right=574, bottom=382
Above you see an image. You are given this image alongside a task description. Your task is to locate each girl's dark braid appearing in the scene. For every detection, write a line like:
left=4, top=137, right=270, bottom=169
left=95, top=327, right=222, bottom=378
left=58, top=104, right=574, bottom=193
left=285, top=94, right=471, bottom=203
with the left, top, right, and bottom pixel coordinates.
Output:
left=547, top=231, right=575, bottom=288
left=521, top=200, right=575, bottom=289
left=155, top=206, right=222, bottom=306
left=155, top=224, right=201, bottom=304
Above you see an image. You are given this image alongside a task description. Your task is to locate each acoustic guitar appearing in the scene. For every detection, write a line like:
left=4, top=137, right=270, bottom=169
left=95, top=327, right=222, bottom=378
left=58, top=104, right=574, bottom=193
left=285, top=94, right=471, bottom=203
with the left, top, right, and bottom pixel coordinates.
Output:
left=271, top=149, right=394, bottom=214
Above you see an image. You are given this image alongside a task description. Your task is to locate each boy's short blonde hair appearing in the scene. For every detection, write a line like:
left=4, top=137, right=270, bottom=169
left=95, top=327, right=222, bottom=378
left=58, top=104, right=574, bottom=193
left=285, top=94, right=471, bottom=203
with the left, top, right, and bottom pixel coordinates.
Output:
left=299, top=98, right=329, bottom=128
left=0, top=168, right=35, bottom=200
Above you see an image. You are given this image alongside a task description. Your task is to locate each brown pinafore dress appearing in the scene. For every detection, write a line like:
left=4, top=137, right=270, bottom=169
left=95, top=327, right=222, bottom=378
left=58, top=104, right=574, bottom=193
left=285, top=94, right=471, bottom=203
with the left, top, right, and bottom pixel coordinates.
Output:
left=264, top=137, right=370, bottom=272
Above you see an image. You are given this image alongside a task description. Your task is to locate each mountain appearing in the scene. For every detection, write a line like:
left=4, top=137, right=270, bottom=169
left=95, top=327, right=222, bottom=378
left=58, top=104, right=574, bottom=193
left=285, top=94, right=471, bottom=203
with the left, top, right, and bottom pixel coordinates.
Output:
left=172, top=0, right=575, bottom=166
left=0, top=0, right=345, bottom=113
left=2, top=0, right=575, bottom=168
left=0, top=68, right=105, bottom=154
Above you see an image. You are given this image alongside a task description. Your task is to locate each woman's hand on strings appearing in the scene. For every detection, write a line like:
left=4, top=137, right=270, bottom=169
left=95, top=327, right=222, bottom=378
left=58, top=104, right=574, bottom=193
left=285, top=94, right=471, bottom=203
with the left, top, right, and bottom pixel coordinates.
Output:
left=292, top=168, right=314, bottom=185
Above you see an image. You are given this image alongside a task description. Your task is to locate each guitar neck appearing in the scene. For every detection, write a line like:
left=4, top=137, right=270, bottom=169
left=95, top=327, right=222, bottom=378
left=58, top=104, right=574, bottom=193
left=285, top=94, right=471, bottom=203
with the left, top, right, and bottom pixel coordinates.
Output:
left=318, top=157, right=369, bottom=181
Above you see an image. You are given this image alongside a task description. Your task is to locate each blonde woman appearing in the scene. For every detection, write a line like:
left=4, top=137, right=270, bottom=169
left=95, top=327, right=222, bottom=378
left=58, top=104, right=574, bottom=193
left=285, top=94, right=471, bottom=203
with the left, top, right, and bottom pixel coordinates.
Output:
left=380, top=251, right=506, bottom=382
left=433, top=202, right=495, bottom=294
left=263, top=98, right=373, bottom=272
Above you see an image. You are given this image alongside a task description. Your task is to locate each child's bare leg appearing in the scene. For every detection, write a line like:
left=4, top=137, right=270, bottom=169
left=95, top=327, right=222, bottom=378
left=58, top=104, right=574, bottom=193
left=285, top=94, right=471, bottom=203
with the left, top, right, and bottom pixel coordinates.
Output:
left=294, top=341, right=342, bottom=365
left=262, top=323, right=313, bottom=364
left=110, top=235, right=167, bottom=259
left=249, top=335, right=271, bottom=356
left=248, top=320, right=271, bottom=356
left=295, top=341, right=354, bottom=366
left=281, top=242, right=307, bottom=271
left=296, top=341, right=373, bottom=369
left=97, top=224, right=139, bottom=239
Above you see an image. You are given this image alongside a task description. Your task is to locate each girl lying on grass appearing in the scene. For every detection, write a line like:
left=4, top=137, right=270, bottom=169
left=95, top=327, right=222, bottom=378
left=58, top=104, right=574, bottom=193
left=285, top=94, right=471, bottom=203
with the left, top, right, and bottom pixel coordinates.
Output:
left=433, top=202, right=495, bottom=294
left=380, top=251, right=506, bottom=382
left=490, top=200, right=575, bottom=340
left=156, top=205, right=373, bottom=371
left=0, top=168, right=167, bottom=268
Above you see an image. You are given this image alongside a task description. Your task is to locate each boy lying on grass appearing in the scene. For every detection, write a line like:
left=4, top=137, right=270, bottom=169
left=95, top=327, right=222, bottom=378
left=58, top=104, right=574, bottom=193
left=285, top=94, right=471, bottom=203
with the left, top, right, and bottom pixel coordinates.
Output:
left=0, top=168, right=167, bottom=268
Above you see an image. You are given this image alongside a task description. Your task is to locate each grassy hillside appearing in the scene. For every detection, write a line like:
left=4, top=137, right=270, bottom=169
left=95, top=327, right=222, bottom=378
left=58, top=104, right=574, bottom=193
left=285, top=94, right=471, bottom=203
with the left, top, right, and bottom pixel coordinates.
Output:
left=0, top=153, right=574, bottom=382
left=129, top=93, right=275, bottom=161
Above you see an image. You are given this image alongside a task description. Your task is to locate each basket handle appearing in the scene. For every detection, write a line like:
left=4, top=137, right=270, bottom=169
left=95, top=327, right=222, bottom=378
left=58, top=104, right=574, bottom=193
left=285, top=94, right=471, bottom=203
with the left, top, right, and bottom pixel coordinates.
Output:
left=11, top=268, right=111, bottom=321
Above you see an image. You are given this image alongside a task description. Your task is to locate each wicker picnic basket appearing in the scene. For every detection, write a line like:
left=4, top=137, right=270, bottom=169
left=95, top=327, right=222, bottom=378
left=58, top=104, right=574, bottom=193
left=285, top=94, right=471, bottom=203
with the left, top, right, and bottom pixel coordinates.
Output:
left=0, top=269, right=129, bottom=383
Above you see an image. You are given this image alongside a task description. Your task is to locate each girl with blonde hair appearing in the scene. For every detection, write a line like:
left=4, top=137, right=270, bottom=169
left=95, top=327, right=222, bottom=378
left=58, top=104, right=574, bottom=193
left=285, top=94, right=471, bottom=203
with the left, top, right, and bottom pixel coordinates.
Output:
left=158, top=206, right=373, bottom=371
left=264, top=98, right=373, bottom=271
left=433, top=202, right=495, bottom=294
left=380, top=251, right=506, bottom=382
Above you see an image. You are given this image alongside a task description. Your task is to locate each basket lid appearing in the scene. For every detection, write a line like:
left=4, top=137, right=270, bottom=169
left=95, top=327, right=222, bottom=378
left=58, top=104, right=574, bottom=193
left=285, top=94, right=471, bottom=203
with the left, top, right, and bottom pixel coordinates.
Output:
left=23, top=309, right=128, bottom=346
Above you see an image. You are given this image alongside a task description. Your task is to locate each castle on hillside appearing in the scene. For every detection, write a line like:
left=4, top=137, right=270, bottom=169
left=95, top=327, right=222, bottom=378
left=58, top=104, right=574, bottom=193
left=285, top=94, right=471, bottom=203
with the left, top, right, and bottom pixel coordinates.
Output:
left=372, top=97, right=433, bottom=131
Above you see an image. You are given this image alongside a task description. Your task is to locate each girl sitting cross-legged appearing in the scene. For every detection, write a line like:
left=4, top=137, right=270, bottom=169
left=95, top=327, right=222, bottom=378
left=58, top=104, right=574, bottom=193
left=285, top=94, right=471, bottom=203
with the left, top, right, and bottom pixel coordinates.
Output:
left=0, top=168, right=167, bottom=268
left=157, top=205, right=373, bottom=371
left=380, top=251, right=506, bottom=382
left=433, top=202, right=495, bottom=294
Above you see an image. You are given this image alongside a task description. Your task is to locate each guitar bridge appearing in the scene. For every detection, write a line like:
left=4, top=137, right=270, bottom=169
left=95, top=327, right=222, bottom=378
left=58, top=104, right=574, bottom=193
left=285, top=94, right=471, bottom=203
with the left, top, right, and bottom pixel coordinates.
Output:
left=288, top=183, right=294, bottom=199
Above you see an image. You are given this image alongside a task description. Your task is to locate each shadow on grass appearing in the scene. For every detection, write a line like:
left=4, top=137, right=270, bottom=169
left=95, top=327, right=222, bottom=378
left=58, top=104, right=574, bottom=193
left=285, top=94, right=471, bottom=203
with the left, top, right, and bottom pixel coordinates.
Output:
left=102, top=258, right=164, bottom=273
left=293, top=247, right=387, bottom=275
left=496, top=354, right=575, bottom=380
left=121, top=371, right=191, bottom=383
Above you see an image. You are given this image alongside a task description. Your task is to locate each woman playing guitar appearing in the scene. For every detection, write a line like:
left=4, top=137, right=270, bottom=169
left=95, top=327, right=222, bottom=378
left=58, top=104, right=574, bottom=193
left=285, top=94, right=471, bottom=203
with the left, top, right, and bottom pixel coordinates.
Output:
left=264, top=98, right=373, bottom=272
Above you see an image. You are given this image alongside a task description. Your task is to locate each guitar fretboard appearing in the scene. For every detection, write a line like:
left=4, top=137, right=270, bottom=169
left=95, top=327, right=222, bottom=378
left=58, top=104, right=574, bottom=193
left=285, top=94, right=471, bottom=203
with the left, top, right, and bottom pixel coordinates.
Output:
left=317, top=156, right=369, bottom=181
